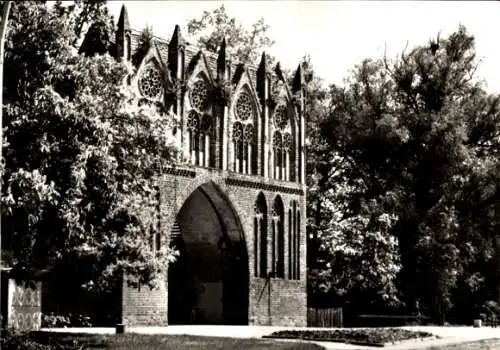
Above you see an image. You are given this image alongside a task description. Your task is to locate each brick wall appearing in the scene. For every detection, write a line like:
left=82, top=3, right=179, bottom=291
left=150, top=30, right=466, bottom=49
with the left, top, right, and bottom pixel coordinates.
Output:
left=122, top=275, right=168, bottom=327
left=121, top=167, right=307, bottom=327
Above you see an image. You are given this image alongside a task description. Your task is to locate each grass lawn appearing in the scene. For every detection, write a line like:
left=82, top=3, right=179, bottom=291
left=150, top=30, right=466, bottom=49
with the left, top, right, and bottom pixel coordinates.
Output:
left=264, top=328, right=435, bottom=346
left=428, top=338, right=500, bottom=350
left=13, top=332, right=326, bottom=350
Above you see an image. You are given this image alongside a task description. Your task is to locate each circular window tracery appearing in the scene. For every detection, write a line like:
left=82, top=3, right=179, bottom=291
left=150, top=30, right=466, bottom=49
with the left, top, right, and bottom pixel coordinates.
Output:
left=233, top=122, right=243, bottom=141
left=190, top=79, right=209, bottom=111
left=235, top=92, right=254, bottom=121
left=274, top=104, right=288, bottom=130
left=138, top=66, right=163, bottom=100
left=187, top=110, right=200, bottom=131
left=273, top=131, right=282, bottom=149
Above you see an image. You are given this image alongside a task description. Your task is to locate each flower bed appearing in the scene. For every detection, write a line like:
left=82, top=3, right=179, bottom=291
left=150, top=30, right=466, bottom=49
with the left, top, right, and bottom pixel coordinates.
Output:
left=263, top=328, right=435, bottom=347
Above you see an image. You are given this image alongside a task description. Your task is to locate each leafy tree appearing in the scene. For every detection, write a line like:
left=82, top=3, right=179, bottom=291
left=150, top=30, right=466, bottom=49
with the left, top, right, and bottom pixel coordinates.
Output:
left=187, top=4, right=275, bottom=64
left=316, top=25, right=499, bottom=323
left=1, top=2, right=179, bottom=291
left=53, top=0, right=112, bottom=48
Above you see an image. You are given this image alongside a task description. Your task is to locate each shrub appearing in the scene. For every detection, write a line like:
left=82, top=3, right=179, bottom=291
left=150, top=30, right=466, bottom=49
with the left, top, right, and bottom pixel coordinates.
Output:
left=41, top=313, right=92, bottom=328
left=0, top=329, right=51, bottom=350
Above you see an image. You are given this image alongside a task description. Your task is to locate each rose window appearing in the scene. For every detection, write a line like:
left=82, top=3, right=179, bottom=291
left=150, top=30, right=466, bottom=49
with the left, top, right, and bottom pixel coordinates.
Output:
left=138, top=66, right=163, bottom=100
left=274, top=104, right=288, bottom=130
left=273, top=131, right=282, bottom=149
left=232, top=122, right=243, bottom=141
left=187, top=110, right=200, bottom=131
left=235, top=92, right=253, bottom=121
left=190, top=79, right=209, bottom=111
left=243, top=123, right=254, bottom=142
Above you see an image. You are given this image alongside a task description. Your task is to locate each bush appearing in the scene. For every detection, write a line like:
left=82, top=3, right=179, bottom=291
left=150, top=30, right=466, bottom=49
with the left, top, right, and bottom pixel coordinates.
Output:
left=479, top=300, right=500, bottom=327
left=0, top=329, right=51, bottom=350
left=41, top=313, right=92, bottom=328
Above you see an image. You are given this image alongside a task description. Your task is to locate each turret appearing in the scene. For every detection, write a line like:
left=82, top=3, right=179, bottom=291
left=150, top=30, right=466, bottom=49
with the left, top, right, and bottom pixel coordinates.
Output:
left=115, top=4, right=131, bottom=60
left=292, top=63, right=306, bottom=184
left=168, top=25, right=186, bottom=82
left=257, top=52, right=270, bottom=178
left=217, top=37, right=227, bottom=81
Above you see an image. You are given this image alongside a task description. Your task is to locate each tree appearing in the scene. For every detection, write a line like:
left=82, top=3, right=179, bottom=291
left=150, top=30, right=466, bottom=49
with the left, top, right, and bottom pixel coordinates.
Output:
left=187, top=4, right=275, bottom=64
left=1, top=2, right=179, bottom=291
left=53, top=0, right=112, bottom=48
left=316, top=25, right=499, bottom=323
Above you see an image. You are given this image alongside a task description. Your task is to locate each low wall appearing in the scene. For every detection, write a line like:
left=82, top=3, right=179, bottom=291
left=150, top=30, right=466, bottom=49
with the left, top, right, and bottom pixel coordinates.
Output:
left=1, top=271, right=42, bottom=330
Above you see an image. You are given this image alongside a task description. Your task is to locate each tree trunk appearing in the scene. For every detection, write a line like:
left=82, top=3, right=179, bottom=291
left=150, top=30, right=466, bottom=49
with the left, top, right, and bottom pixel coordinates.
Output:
left=0, top=0, right=12, bottom=266
left=496, top=235, right=500, bottom=305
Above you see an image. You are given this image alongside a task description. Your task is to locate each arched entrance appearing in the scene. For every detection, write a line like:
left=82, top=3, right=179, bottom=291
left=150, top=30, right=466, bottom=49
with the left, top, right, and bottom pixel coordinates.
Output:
left=168, top=182, right=249, bottom=325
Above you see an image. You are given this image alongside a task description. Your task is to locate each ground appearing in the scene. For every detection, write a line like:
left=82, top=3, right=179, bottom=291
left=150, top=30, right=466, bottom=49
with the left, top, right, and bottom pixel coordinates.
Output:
left=37, top=325, right=500, bottom=349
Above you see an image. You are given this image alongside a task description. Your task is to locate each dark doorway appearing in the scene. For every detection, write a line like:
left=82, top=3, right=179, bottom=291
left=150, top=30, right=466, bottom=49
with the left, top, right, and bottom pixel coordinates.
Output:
left=168, top=182, right=248, bottom=325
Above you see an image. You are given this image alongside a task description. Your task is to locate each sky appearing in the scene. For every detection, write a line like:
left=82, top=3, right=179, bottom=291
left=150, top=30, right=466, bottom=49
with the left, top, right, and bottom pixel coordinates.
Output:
left=107, top=1, right=500, bottom=93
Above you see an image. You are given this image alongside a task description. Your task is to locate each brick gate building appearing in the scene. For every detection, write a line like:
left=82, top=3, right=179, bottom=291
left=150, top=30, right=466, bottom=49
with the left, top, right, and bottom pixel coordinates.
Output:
left=107, top=5, right=307, bottom=327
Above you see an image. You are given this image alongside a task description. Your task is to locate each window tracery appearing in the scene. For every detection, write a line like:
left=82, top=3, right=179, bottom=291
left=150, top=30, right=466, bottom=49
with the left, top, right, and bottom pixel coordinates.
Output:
left=189, top=79, right=209, bottom=111
left=272, top=103, right=294, bottom=181
left=273, top=131, right=282, bottom=149
left=235, top=92, right=253, bottom=121
left=283, top=133, right=292, bottom=151
left=186, top=110, right=200, bottom=132
left=243, top=123, right=254, bottom=143
left=232, top=89, right=256, bottom=175
left=187, top=110, right=211, bottom=167
left=138, top=66, right=163, bottom=100
left=273, top=104, right=288, bottom=130
left=232, top=122, right=243, bottom=141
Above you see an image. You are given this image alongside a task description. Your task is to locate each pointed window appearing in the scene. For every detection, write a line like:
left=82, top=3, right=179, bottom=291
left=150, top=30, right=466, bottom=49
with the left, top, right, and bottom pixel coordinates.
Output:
left=272, top=196, right=285, bottom=278
left=254, top=193, right=268, bottom=278
left=188, top=77, right=212, bottom=167
left=272, top=104, right=294, bottom=181
left=233, top=90, right=256, bottom=174
left=286, top=200, right=300, bottom=280
left=296, top=208, right=301, bottom=280
left=272, top=131, right=282, bottom=180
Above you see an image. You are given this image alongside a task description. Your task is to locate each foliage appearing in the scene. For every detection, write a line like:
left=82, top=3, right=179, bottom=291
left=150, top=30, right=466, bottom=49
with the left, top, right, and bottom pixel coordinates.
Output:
left=41, top=313, right=92, bottom=328
left=131, top=26, right=153, bottom=68
left=265, top=328, right=433, bottom=345
left=187, top=4, right=275, bottom=64
left=53, top=0, right=112, bottom=47
left=1, top=2, right=180, bottom=291
left=314, top=25, right=499, bottom=322
left=0, top=330, right=52, bottom=350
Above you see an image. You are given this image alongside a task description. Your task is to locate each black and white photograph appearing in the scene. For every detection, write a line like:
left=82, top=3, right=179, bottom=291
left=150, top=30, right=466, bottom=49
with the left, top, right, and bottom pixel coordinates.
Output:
left=0, top=1, right=499, bottom=349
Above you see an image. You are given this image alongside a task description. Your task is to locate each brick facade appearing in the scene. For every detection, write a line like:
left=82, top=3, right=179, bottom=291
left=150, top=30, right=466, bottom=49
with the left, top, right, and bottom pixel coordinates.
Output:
left=112, top=5, right=307, bottom=327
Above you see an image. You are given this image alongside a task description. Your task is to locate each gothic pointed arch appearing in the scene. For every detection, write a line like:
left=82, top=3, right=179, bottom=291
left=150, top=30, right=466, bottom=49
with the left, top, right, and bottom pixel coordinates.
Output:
left=271, top=99, right=297, bottom=182
left=186, top=72, right=214, bottom=167
left=168, top=181, right=249, bottom=325
left=186, top=50, right=216, bottom=85
left=288, top=200, right=299, bottom=280
left=133, top=42, right=171, bottom=114
left=230, top=83, right=259, bottom=175
left=229, top=65, right=261, bottom=174
left=272, top=195, right=285, bottom=278
left=254, top=192, right=268, bottom=278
